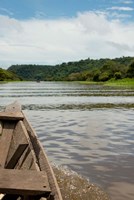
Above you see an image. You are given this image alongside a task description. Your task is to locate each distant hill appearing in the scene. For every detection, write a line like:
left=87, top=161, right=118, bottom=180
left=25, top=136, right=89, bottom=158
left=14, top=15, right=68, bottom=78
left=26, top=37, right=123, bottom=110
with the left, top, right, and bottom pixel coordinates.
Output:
left=0, top=68, right=22, bottom=81
left=7, top=56, right=134, bottom=81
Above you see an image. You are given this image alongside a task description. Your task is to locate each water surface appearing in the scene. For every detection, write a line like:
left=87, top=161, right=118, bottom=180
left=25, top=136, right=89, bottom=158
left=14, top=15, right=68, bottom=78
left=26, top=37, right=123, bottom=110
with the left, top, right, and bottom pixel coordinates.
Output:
left=0, top=81, right=134, bottom=200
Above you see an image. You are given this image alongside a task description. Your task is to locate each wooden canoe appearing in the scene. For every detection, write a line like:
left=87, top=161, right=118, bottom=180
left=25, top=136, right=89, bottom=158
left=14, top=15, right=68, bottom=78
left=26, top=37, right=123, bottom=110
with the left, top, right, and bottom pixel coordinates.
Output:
left=0, top=102, right=63, bottom=200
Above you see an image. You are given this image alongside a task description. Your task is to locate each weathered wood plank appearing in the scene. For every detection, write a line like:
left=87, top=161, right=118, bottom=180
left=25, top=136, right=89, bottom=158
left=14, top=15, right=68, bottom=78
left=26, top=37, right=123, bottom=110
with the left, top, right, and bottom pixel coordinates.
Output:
left=5, top=101, right=21, bottom=112
left=6, top=120, right=38, bottom=170
left=17, top=148, right=36, bottom=170
left=6, top=121, right=29, bottom=166
left=16, top=121, right=40, bottom=171
left=0, top=169, right=51, bottom=196
left=0, top=102, right=62, bottom=200
left=0, top=112, right=24, bottom=121
left=5, top=144, right=28, bottom=169
left=0, top=122, right=15, bottom=168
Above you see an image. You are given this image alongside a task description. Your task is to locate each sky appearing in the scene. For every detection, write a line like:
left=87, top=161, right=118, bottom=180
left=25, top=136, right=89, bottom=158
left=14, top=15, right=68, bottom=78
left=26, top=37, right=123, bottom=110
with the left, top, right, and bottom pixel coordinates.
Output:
left=0, top=0, right=134, bottom=68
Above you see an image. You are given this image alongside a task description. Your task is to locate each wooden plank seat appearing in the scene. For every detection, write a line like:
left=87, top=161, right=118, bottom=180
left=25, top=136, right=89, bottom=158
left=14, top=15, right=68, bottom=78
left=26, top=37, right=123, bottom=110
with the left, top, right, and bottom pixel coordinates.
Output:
left=0, top=112, right=24, bottom=121
left=0, top=169, right=51, bottom=197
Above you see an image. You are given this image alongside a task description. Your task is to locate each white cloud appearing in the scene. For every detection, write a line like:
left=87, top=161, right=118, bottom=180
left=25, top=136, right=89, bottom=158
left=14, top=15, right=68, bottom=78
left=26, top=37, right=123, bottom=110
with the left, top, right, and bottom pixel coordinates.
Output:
left=122, top=0, right=133, bottom=4
left=109, top=6, right=134, bottom=11
left=109, top=11, right=131, bottom=19
left=0, top=12, right=134, bottom=69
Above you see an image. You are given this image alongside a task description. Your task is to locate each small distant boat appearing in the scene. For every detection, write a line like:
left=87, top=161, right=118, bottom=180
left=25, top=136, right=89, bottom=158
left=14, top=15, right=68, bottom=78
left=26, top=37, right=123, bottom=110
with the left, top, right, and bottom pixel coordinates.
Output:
left=0, top=101, right=63, bottom=200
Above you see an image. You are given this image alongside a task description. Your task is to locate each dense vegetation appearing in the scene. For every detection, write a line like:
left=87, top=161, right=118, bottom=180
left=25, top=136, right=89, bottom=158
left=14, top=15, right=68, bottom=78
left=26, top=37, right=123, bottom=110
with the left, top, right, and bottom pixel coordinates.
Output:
left=6, top=56, right=134, bottom=82
left=0, top=68, right=21, bottom=81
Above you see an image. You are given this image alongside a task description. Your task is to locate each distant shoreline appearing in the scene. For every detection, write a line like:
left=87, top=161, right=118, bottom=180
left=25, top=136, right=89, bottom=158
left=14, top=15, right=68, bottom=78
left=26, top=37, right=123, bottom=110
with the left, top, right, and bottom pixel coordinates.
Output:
left=1, top=78, right=134, bottom=87
left=78, top=78, right=134, bottom=88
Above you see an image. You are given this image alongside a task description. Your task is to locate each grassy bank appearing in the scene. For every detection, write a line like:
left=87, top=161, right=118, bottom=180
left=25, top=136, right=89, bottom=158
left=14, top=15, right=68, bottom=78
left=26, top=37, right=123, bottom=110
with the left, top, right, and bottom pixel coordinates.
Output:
left=79, top=78, right=134, bottom=88
left=105, top=78, right=134, bottom=87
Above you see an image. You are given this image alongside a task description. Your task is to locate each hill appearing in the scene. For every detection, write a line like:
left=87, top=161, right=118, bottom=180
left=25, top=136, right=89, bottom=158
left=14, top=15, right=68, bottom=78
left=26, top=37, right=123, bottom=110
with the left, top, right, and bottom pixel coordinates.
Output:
left=7, top=56, right=134, bottom=81
left=0, top=68, right=22, bottom=81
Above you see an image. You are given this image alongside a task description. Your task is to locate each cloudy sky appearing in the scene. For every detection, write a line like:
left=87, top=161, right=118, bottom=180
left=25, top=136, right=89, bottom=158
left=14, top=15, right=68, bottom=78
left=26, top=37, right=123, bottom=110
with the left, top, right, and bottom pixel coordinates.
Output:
left=0, top=0, right=134, bottom=68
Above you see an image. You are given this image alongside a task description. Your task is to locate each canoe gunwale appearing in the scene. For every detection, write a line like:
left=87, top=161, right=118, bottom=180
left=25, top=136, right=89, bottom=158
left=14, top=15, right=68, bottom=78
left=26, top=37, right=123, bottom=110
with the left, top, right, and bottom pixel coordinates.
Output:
left=22, top=114, right=63, bottom=200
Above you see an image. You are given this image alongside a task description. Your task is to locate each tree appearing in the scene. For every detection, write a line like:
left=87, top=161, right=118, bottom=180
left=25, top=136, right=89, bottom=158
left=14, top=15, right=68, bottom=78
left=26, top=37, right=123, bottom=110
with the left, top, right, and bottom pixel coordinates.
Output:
left=93, top=70, right=100, bottom=81
left=67, top=72, right=83, bottom=81
left=114, top=72, right=122, bottom=80
left=127, top=61, right=134, bottom=78
left=99, top=72, right=110, bottom=82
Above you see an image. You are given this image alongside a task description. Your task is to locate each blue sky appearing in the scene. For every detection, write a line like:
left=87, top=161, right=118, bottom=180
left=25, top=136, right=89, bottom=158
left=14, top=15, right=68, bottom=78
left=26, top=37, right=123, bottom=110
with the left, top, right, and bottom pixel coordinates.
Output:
left=0, top=0, right=134, bottom=68
left=0, top=0, right=134, bottom=20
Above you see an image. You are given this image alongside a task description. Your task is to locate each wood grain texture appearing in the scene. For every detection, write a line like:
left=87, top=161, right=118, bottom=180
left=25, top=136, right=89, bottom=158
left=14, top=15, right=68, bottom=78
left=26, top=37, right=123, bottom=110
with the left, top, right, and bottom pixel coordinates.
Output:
left=0, top=112, right=24, bottom=121
left=6, top=120, right=38, bottom=170
left=0, top=122, right=15, bottom=168
left=5, top=144, right=28, bottom=169
left=5, top=101, right=21, bottom=112
left=0, top=102, right=63, bottom=200
left=0, top=169, right=51, bottom=196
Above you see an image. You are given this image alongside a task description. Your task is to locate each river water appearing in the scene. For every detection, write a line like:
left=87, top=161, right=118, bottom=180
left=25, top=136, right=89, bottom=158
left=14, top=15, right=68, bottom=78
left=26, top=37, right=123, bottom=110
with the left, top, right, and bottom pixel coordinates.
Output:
left=0, top=81, right=134, bottom=200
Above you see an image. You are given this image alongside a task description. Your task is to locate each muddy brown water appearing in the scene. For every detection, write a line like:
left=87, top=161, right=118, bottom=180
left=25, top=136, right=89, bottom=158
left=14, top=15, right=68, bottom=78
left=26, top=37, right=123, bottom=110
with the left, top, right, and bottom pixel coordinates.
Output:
left=0, top=81, right=134, bottom=200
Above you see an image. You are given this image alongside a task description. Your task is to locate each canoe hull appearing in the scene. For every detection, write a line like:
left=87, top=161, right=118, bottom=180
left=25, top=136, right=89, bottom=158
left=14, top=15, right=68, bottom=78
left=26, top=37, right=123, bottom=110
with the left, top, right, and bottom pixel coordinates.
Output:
left=0, top=102, right=63, bottom=200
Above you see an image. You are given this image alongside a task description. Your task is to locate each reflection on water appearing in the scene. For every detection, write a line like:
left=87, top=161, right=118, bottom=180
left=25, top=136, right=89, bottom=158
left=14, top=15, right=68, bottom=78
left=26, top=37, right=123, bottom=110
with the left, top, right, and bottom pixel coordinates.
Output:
left=27, top=109, right=134, bottom=200
left=0, top=81, right=134, bottom=200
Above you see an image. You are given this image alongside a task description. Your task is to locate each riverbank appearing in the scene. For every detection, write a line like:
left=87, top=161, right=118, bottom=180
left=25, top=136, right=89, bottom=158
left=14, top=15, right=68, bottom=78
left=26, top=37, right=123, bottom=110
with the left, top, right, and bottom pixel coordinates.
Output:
left=105, top=78, right=134, bottom=87
left=79, top=78, right=134, bottom=88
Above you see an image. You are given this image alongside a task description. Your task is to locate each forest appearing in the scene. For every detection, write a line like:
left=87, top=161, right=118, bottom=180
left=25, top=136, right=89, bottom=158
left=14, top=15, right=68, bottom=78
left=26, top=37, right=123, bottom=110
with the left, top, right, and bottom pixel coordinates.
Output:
left=1, top=56, right=134, bottom=82
left=0, top=68, right=21, bottom=81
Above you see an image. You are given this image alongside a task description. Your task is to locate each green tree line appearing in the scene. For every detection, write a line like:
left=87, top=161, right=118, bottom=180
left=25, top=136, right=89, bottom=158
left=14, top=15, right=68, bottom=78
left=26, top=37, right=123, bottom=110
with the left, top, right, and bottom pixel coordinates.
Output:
left=3, top=56, right=134, bottom=81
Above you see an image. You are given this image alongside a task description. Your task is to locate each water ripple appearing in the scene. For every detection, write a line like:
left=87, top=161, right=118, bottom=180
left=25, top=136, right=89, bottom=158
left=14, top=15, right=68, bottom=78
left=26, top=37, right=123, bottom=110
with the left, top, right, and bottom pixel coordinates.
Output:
left=0, top=81, right=134, bottom=200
